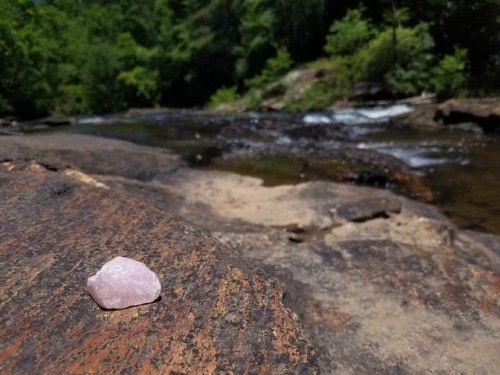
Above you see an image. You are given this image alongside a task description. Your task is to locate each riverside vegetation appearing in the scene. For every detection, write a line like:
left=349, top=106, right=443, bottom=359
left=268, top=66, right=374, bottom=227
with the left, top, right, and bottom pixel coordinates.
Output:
left=1, top=0, right=499, bottom=118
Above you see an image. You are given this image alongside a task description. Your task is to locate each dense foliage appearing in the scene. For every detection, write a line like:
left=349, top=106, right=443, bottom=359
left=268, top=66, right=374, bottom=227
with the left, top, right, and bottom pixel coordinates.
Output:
left=0, top=0, right=498, bottom=117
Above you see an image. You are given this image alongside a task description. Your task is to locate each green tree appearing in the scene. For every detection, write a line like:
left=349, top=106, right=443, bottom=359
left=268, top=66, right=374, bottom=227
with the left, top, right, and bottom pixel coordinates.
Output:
left=322, top=5, right=472, bottom=97
left=383, top=0, right=499, bottom=93
left=159, top=0, right=241, bottom=106
left=0, top=0, right=55, bottom=117
left=431, top=48, right=469, bottom=97
left=0, top=0, right=497, bottom=117
left=370, top=24, right=435, bottom=95
left=235, top=0, right=275, bottom=82
left=245, top=48, right=293, bottom=89
left=272, top=0, right=330, bottom=62
left=324, top=7, right=375, bottom=56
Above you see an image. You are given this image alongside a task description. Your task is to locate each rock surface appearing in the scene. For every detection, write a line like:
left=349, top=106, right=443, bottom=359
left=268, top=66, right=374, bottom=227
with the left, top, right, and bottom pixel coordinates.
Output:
left=0, top=134, right=184, bottom=180
left=142, top=168, right=500, bottom=374
left=3, top=133, right=500, bottom=374
left=435, top=98, right=500, bottom=134
left=0, top=158, right=318, bottom=373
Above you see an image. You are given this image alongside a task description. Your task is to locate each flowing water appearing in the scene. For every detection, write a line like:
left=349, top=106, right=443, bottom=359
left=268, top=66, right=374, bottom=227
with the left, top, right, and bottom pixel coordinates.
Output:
left=26, top=105, right=500, bottom=235
left=313, top=107, right=500, bottom=234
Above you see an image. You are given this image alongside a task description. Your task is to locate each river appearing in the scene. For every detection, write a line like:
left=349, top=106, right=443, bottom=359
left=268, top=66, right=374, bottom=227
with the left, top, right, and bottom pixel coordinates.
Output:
left=27, top=105, right=500, bottom=235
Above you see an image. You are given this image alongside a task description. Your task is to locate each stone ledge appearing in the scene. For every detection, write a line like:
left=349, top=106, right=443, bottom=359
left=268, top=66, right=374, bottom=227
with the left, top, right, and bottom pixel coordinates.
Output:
left=0, top=163, right=319, bottom=374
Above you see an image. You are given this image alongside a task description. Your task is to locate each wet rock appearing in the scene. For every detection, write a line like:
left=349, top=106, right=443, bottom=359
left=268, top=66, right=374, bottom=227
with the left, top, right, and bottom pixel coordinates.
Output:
left=0, top=163, right=318, bottom=374
left=0, top=116, right=17, bottom=127
left=284, top=123, right=345, bottom=141
left=393, top=103, right=442, bottom=128
left=212, top=147, right=434, bottom=204
left=436, top=98, right=500, bottom=134
left=185, top=145, right=224, bottom=166
left=342, top=170, right=395, bottom=188
left=17, top=116, right=77, bottom=129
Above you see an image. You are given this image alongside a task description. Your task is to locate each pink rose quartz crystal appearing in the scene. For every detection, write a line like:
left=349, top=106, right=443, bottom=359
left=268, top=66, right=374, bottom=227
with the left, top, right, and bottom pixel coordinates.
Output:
left=87, top=256, right=161, bottom=309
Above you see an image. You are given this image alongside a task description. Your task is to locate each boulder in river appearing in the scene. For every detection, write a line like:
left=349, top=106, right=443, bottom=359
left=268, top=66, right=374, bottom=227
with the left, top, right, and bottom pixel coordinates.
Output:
left=436, top=98, right=500, bottom=134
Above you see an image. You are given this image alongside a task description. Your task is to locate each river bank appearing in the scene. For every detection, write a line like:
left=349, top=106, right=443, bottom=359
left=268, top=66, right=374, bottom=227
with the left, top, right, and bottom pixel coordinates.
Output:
left=5, top=99, right=500, bottom=236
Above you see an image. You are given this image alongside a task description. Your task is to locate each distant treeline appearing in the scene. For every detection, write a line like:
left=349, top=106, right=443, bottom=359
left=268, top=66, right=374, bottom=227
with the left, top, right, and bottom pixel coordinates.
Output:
left=1, top=0, right=499, bottom=117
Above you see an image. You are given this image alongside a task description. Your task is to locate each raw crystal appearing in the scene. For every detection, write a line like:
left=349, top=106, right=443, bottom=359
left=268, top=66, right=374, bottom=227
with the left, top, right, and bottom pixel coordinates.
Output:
left=87, top=256, right=161, bottom=309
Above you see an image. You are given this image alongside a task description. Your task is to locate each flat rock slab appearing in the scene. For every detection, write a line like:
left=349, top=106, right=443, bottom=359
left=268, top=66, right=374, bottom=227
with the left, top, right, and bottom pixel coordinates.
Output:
left=0, top=163, right=318, bottom=374
left=148, top=168, right=500, bottom=374
left=4, top=134, right=500, bottom=374
left=154, top=168, right=446, bottom=230
left=0, top=134, right=184, bottom=180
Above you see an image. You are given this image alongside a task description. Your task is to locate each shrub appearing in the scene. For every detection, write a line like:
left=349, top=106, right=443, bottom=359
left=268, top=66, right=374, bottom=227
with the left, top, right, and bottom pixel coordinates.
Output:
left=353, top=23, right=435, bottom=95
left=322, top=9, right=439, bottom=97
left=322, top=7, right=459, bottom=98
left=207, top=86, right=240, bottom=108
left=284, top=82, right=342, bottom=111
left=243, top=89, right=263, bottom=110
left=431, top=48, right=469, bottom=97
left=245, top=47, right=293, bottom=89
left=324, top=7, right=375, bottom=56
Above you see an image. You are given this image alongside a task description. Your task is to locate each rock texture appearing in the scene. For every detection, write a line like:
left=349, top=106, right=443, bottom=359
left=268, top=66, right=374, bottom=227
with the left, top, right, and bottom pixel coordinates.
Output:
left=3, top=133, right=500, bottom=374
left=146, top=169, right=500, bottom=374
left=0, top=134, right=184, bottom=180
left=0, top=159, right=318, bottom=373
left=435, top=98, right=500, bottom=134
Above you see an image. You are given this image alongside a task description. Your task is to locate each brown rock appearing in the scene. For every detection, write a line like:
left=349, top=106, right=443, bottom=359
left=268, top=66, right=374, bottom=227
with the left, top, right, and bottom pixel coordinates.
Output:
left=4, top=134, right=500, bottom=374
left=394, top=103, right=442, bottom=128
left=0, top=116, right=17, bottom=127
left=0, top=164, right=318, bottom=374
left=436, top=98, right=500, bottom=134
